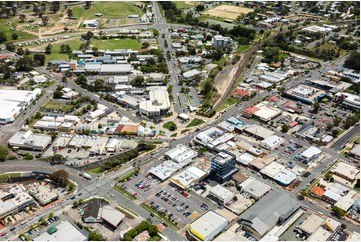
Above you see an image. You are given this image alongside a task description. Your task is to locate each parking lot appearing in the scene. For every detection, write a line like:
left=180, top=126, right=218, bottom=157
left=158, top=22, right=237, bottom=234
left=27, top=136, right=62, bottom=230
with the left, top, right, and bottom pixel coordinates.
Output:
left=146, top=185, right=207, bottom=228
left=19, top=215, right=61, bottom=241
left=279, top=212, right=309, bottom=241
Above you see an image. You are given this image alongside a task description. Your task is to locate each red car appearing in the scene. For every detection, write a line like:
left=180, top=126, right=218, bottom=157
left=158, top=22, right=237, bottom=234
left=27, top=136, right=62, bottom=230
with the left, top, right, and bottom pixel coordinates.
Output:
left=0, top=232, right=7, bottom=237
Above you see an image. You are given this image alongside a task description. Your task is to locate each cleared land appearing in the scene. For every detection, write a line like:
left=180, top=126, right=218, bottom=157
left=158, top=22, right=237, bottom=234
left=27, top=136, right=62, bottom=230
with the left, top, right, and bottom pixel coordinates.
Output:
left=43, top=101, right=72, bottom=112
left=0, top=19, right=36, bottom=41
left=72, top=2, right=142, bottom=19
left=0, top=173, right=21, bottom=183
left=174, top=1, right=198, bottom=9
left=205, top=4, right=253, bottom=20
left=186, top=118, right=205, bottom=128
left=91, top=39, right=141, bottom=50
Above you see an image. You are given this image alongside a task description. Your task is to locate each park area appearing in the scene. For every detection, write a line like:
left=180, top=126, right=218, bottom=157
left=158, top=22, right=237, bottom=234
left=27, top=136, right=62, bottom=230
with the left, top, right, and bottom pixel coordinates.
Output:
left=174, top=1, right=198, bottom=10
left=72, top=2, right=142, bottom=19
left=204, top=4, right=253, bottom=20
left=43, top=100, right=72, bottom=113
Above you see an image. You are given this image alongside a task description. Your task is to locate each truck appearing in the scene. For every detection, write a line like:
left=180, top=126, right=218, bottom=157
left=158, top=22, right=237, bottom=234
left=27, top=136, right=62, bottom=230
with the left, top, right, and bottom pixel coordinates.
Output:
left=82, top=173, right=92, bottom=180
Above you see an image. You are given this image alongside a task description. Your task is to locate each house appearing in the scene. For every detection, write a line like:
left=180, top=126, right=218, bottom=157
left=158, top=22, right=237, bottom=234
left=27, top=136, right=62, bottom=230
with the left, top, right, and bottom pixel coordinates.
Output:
left=213, top=35, right=231, bottom=47
left=83, top=19, right=101, bottom=28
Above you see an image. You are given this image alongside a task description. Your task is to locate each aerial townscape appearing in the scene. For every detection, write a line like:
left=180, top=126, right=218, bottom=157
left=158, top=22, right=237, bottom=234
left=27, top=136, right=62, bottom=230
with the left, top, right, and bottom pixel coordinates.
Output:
left=0, top=1, right=360, bottom=241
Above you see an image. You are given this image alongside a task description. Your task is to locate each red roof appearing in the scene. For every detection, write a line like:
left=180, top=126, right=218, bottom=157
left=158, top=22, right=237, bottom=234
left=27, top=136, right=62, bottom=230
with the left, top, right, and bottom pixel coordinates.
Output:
left=138, top=48, right=150, bottom=53
left=0, top=55, right=7, bottom=60
left=234, top=89, right=250, bottom=97
left=268, top=95, right=279, bottom=102
left=243, top=106, right=260, bottom=115
left=272, top=63, right=281, bottom=67
left=115, top=124, right=124, bottom=133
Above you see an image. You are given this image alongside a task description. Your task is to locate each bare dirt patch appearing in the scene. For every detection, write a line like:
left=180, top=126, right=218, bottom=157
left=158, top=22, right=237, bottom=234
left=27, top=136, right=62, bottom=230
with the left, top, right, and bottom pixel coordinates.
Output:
left=205, top=4, right=253, bottom=20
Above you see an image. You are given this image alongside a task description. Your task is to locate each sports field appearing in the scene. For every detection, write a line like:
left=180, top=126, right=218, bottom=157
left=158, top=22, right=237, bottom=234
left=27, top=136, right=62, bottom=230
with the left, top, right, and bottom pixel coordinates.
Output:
left=205, top=4, right=253, bottom=20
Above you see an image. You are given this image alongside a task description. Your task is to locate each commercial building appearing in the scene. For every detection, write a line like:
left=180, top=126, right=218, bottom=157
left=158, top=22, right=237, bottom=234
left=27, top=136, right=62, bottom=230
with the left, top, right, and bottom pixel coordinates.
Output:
left=210, top=151, right=238, bottom=183
left=0, top=88, right=42, bottom=124
left=188, top=211, right=228, bottom=241
left=349, top=144, right=360, bottom=159
left=239, top=177, right=271, bottom=200
left=253, top=102, right=282, bottom=123
left=148, top=161, right=179, bottom=181
left=183, top=69, right=202, bottom=79
left=28, top=184, right=59, bottom=206
left=139, top=89, right=171, bottom=118
left=83, top=19, right=101, bottom=28
left=240, top=191, right=300, bottom=239
left=213, top=35, right=231, bottom=47
left=331, top=162, right=359, bottom=182
left=208, top=184, right=234, bottom=205
left=164, top=144, right=198, bottom=166
left=99, top=64, right=132, bottom=75
left=260, top=135, right=285, bottom=150
left=0, top=184, right=34, bottom=217
left=8, top=130, right=52, bottom=151
left=299, top=212, right=340, bottom=237
left=240, top=124, right=275, bottom=140
left=170, top=166, right=207, bottom=190
left=334, top=190, right=357, bottom=212
left=322, top=183, right=349, bottom=205
left=334, top=92, right=360, bottom=110
left=299, top=146, right=322, bottom=164
left=302, top=25, right=333, bottom=34
left=34, top=220, right=87, bottom=241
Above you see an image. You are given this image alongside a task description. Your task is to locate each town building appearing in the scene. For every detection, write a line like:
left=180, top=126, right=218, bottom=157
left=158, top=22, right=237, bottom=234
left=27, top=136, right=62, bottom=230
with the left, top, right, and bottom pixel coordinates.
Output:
left=34, top=220, right=87, bottom=241
left=139, top=89, right=171, bottom=118
left=330, top=162, right=359, bottom=182
left=0, top=184, right=34, bottom=218
left=334, top=92, right=360, bottom=110
left=298, top=146, right=322, bottom=164
left=238, top=177, right=271, bottom=200
left=188, top=211, right=228, bottom=241
left=213, top=35, right=231, bottom=47
left=210, top=151, right=238, bottom=183
left=8, top=130, right=52, bottom=151
left=260, top=135, right=285, bottom=150
left=170, top=166, right=207, bottom=190
left=28, top=184, right=59, bottom=206
left=208, top=184, right=234, bottom=205
left=83, top=19, right=101, bottom=28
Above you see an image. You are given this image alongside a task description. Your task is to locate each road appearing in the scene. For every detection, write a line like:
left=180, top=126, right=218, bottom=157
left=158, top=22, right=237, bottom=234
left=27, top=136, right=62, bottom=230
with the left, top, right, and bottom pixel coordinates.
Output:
left=331, top=124, right=360, bottom=150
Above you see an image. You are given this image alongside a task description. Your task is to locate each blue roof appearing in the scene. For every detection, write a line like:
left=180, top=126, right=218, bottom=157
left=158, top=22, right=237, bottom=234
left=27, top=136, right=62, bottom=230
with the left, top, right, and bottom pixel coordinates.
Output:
left=227, top=117, right=244, bottom=126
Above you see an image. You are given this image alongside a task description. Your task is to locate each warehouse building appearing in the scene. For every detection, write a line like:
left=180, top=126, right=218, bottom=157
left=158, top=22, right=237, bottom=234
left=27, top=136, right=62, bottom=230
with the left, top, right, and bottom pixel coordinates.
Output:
left=148, top=161, right=179, bottom=181
left=8, top=130, right=52, bottom=151
left=28, top=184, right=59, bottom=206
left=0, top=88, right=42, bottom=124
left=188, top=211, right=228, bottom=241
left=240, top=191, right=300, bottom=239
left=330, top=161, right=359, bottom=182
left=299, top=146, right=322, bottom=164
left=164, top=144, right=198, bottom=166
left=239, top=177, right=271, bottom=200
left=240, top=124, right=275, bottom=140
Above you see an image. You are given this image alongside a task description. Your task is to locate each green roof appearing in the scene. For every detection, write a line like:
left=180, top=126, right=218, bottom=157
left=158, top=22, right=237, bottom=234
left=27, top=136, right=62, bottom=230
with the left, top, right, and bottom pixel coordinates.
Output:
left=47, top=226, right=58, bottom=235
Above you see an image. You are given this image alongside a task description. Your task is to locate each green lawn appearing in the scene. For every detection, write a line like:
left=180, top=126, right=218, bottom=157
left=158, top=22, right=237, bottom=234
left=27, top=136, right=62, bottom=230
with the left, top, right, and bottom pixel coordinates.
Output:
left=163, top=121, right=177, bottom=131
left=72, top=2, right=142, bottom=19
left=174, top=1, right=197, bottom=9
left=140, top=203, right=179, bottom=230
left=116, top=205, right=138, bottom=219
left=170, top=133, right=177, bottom=137
left=186, top=118, right=205, bottom=128
left=91, top=38, right=141, bottom=50
left=217, top=97, right=238, bottom=112
left=0, top=173, right=20, bottom=183
left=0, top=19, right=37, bottom=42
left=235, top=45, right=251, bottom=54
left=354, top=136, right=360, bottom=144
left=114, top=184, right=137, bottom=201
left=43, top=100, right=72, bottom=112
left=88, top=167, right=103, bottom=174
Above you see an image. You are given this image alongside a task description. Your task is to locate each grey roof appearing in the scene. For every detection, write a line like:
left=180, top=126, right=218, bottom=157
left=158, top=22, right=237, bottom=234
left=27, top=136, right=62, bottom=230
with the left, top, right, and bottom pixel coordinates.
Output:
left=83, top=199, right=101, bottom=219
left=350, top=144, right=360, bottom=157
left=240, top=190, right=300, bottom=236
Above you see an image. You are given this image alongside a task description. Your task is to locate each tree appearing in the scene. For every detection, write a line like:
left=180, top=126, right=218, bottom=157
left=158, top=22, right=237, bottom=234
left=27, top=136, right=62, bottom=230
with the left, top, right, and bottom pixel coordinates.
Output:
left=33, top=54, right=46, bottom=66
left=0, top=32, right=7, bottom=44
left=130, top=76, right=144, bottom=87
left=42, top=16, right=49, bottom=26
left=66, top=8, right=73, bottom=18
left=75, top=75, right=88, bottom=87
left=0, top=146, right=9, bottom=161
left=85, top=1, right=92, bottom=9
left=45, top=44, right=52, bottom=54
left=15, top=56, right=33, bottom=71
left=89, top=231, right=104, bottom=241
left=281, top=124, right=289, bottom=133
left=53, top=90, right=63, bottom=99
left=332, top=129, right=340, bottom=137
left=142, top=42, right=150, bottom=49
left=152, top=29, right=159, bottom=37
left=12, top=33, right=18, bottom=40
left=48, top=212, right=54, bottom=219
left=19, top=14, right=26, bottom=22
left=196, top=5, right=205, bottom=11
left=344, top=51, right=360, bottom=71
left=332, top=206, right=345, bottom=217
left=313, top=102, right=320, bottom=112
left=51, top=2, right=60, bottom=13
left=51, top=170, right=69, bottom=187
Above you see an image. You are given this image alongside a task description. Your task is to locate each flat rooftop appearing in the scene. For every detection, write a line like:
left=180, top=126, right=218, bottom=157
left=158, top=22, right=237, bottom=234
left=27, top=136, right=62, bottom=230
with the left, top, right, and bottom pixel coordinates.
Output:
left=189, top=211, right=228, bottom=240
left=34, top=220, right=87, bottom=241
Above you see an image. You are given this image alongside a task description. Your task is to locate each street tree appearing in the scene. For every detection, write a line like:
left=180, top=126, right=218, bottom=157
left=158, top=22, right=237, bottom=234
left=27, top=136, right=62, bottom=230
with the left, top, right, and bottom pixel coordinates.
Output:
left=51, top=170, right=69, bottom=187
left=0, top=32, right=7, bottom=43
left=0, top=146, right=9, bottom=161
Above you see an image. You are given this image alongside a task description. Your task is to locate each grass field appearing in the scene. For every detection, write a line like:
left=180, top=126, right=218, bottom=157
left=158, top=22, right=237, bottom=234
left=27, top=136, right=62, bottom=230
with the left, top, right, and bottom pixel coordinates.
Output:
left=91, top=38, right=141, bottom=50
left=174, top=1, right=198, bottom=9
left=163, top=121, right=177, bottom=131
left=88, top=167, right=103, bottom=174
left=186, top=118, right=205, bottom=128
left=140, top=203, right=179, bottom=230
left=311, top=42, right=347, bottom=58
left=236, top=45, right=251, bottom=54
left=217, top=97, right=238, bottom=112
left=0, top=19, right=36, bottom=42
left=43, top=100, right=72, bottom=112
left=205, top=4, right=253, bottom=20
left=114, top=185, right=137, bottom=201
left=0, top=173, right=21, bottom=183
left=72, top=2, right=142, bottom=19
left=199, top=17, right=236, bottom=30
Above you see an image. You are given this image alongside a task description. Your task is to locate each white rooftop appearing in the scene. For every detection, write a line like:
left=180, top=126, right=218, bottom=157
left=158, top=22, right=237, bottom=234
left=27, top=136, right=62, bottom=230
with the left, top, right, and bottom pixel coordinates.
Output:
left=189, top=211, right=228, bottom=240
left=34, top=220, right=87, bottom=241
left=301, top=146, right=322, bottom=159
left=209, top=184, right=234, bottom=201
left=240, top=177, right=271, bottom=199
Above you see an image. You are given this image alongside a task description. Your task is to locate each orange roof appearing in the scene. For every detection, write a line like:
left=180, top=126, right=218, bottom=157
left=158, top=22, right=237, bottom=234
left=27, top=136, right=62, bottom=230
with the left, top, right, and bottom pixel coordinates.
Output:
left=120, top=125, right=138, bottom=133
left=272, top=63, right=281, bottom=67
left=243, top=106, right=260, bottom=114
left=115, top=124, right=124, bottom=133
left=289, top=121, right=298, bottom=127
left=0, top=55, right=7, bottom=60
left=234, top=89, right=250, bottom=96
left=311, top=186, right=325, bottom=197
left=268, top=95, right=279, bottom=102
left=138, top=48, right=150, bottom=53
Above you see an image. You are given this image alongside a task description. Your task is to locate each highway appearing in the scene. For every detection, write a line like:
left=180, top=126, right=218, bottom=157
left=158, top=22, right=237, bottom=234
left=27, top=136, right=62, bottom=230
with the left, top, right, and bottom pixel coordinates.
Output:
left=330, top=124, right=360, bottom=150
